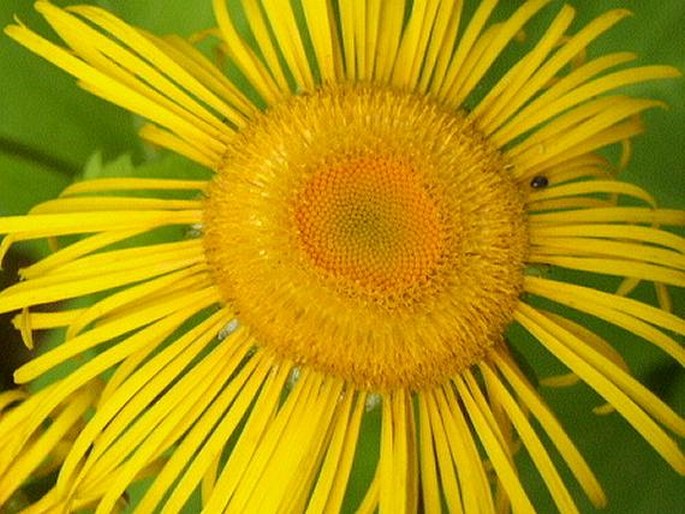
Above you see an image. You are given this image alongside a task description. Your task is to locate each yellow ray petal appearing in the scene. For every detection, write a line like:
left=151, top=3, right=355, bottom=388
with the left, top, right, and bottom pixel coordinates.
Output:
left=447, top=0, right=553, bottom=107
left=473, top=4, right=575, bottom=131
left=301, top=0, right=342, bottom=83
left=64, top=3, right=244, bottom=130
left=19, top=230, right=144, bottom=280
left=66, top=266, right=208, bottom=338
left=490, top=349, right=607, bottom=507
left=433, top=0, right=498, bottom=99
left=30, top=196, right=201, bottom=214
left=515, top=304, right=685, bottom=473
left=480, top=360, right=580, bottom=514
left=529, top=308, right=685, bottom=436
left=532, top=224, right=685, bottom=254
left=245, top=377, right=343, bottom=513
left=417, top=393, right=443, bottom=514
left=372, top=0, right=405, bottom=82
left=529, top=207, right=685, bottom=226
left=453, top=373, right=537, bottom=514
left=527, top=180, right=656, bottom=207
left=497, top=65, right=679, bottom=146
left=424, top=391, right=464, bottom=514
left=528, top=254, right=685, bottom=287
left=437, top=385, right=497, bottom=513
left=147, top=355, right=280, bottom=514
left=0, top=210, right=201, bottom=239
left=212, top=0, right=283, bottom=103
left=56, top=310, right=234, bottom=494
left=260, top=0, right=314, bottom=90
left=0, top=388, right=94, bottom=507
left=241, top=0, right=292, bottom=92
left=61, top=178, right=207, bottom=197
left=417, top=0, right=463, bottom=93
left=533, top=238, right=685, bottom=271
left=391, top=0, right=440, bottom=89
left=93, top=345, right=263, bottom=513
left=5, top=23, right=224, bottom=161
left=151, top=33, right=255, bottom=120
left=218, top=371, right=323, bottom=513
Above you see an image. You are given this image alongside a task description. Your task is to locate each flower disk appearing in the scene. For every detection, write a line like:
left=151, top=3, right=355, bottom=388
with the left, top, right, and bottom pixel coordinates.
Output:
left=204, top=87, right=528, bottom=390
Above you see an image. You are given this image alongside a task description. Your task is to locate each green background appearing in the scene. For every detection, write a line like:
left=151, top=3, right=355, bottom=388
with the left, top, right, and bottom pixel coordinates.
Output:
left=0, top=1, right=683, bottom=512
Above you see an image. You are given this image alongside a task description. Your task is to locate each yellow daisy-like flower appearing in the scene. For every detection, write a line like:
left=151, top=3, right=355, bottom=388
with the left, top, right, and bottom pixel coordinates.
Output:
left=1, top=0, right=684, bottom=512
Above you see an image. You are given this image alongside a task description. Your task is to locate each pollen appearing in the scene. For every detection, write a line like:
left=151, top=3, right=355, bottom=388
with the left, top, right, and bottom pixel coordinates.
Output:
left=203, top=87, right=528, bottom=390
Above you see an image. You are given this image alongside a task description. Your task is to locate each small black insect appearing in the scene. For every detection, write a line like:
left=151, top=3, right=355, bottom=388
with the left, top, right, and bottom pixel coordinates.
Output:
left=530, top=175, right=549, bottom=189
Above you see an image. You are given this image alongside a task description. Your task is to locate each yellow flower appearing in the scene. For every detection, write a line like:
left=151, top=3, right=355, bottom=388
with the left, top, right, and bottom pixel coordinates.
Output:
left=0, top=1, right=683, bottom=512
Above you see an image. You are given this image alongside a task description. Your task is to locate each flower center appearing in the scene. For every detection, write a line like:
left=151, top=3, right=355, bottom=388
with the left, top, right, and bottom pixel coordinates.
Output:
left=294, top=153, right=445, bottom=300
left=203, top=87, right=528, bottom=390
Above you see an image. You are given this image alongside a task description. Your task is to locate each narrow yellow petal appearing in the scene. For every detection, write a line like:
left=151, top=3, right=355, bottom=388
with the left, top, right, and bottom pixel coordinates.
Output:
left=222, top=371, right=323, bottom=513
left=301, top=0, right=342, bottom=83
left=417, top=393, right=443, bottom=514
left=40, top=3, right=231, bottom=140
left=527, top=180, right=656, bottom=208
left=515, top=304, right=685, bottom=473
left=531, top=238, right=685, bottom=270
left=306, top=392, right=364, bottom=514
left=170, top=363, right=284, bottom=513
left=0, top=210, right=201, bottom=238
left=372, top=0, right=405, bottom=82
left=391, top=0, right=441, bottom=89
left=453, top=374, right=537, bottom=514
left=529, top=254, right=685, bottom=287
left=0, top=389, right=93, bottom=506
left=60, top=178, right=207, bottom=197
left=497, top=65, right=679, bottom=146
left=197, top=360, right=288, bottom=511
left=57, top=310, right=234, bottom=493
left=490, top=349, right=607, bottom=507
left=448, top=0, right=553, bottom=107
left=20, top=230, right=144, bottom=280
left=510, top=98, right=663, bottom=170
left=139, top=124, right=217, bottom=167
left=68, top=267, right=208, bottom=339
left=473, top=5, right=576, bottom=131
left=425, top=391, right=464, bottom=514
left=433, top=0, right=498, bottom=98
left=0, top=390, right=27, bottom=413
left=153, top=33, right=255, bottom=119
left=30, top=196, right=201, bottom=214
left=15, top=286, right=215, bottom=384
left=241, top=0, right=291, bottom=92
left=529, top=309, right=685, bottom=436
left=481, top=361, right=580, bottom=514
left=531, top=224, right=685, bottom=254
left=248, top=377, right=343, bottom=513
left=529, top=207, right=685, bottom=226
left=0, top=247, right=206, bottom=316
left=525, top=276, right=685, bottom=335
left=64, top=3, right=244, bottom=131
left=417, top=0, right=463, bottom=93
left=4, top=24, right=224, bottom=159
left=94, top=345, right=262, bottom=514
left=212, top=0, right=282, bottom=103
left=261, top=0, right=315, bottom=90
left=338, top=0, right=356, bottom=81
left=437, top=386, right=496, bottom=513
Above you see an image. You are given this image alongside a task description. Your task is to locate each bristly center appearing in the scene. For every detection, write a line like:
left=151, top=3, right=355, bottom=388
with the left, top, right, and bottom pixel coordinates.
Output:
left=203, top=86, right=528, bottom=390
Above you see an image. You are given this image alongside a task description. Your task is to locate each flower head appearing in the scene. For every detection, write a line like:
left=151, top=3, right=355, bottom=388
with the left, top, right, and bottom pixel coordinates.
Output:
left=0, top=1, right=683, bottom=513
